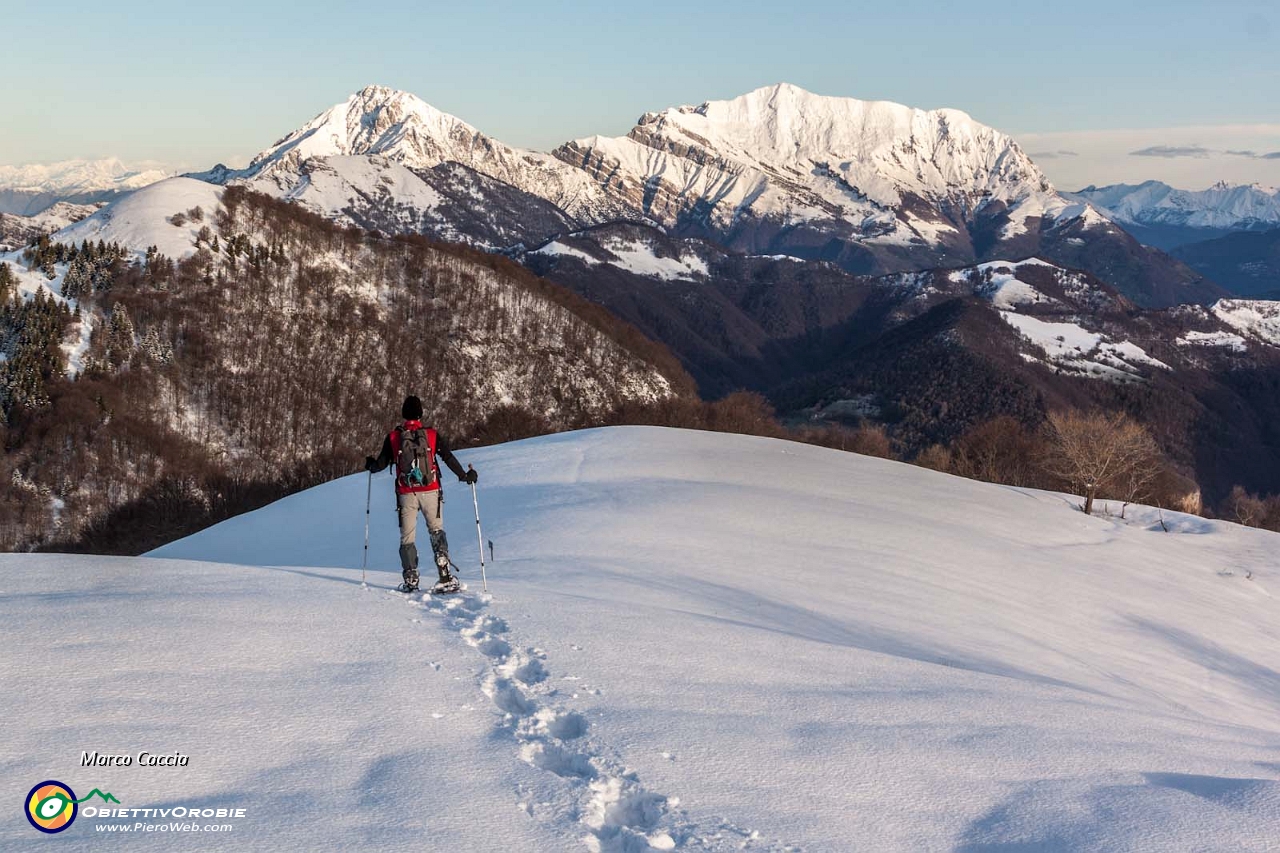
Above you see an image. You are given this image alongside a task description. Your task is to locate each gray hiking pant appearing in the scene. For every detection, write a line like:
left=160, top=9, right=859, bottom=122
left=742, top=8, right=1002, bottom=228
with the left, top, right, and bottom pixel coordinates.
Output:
left=397, top=489, right=450, bottom=579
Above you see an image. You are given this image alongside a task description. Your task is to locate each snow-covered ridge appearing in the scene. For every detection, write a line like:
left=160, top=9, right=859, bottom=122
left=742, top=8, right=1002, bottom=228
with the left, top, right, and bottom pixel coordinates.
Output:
left=614, top=83, right=1053, bottom=208
left=1070, top=180, right=1280, bottom=230
left=197, top=85, right=620, bottom=223
left=556, top=83, right=1103, bottom=240
left=192, top=83, right=1110, bottom=256
left=940, top=258, right=1166, bottom=381
left=245, top=85, right=492, bottom=175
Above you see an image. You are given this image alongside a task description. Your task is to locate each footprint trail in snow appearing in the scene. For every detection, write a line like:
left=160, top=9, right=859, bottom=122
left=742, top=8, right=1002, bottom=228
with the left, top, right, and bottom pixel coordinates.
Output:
left=393, top=587, right=799, bottom=852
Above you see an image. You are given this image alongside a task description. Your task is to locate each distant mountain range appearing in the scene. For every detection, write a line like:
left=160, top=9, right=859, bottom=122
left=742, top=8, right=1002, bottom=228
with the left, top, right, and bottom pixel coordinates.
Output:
left=0, top=158, right=169, bottom=216
left=188, top=84, right=1220, bottom=308
left=1069, top=181, right=1280, bottom=248
left=1066, top=181, right=1280, bottom=297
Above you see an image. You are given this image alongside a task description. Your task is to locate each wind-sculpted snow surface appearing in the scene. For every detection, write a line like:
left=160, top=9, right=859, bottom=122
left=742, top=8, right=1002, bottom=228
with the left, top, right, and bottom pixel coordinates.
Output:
left=7, top=427, right=1280, bottom=850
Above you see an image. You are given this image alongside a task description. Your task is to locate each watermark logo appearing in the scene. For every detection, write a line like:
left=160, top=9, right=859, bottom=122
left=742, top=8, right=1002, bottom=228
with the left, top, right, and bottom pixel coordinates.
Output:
left=24, top=781, right=118, bottom=834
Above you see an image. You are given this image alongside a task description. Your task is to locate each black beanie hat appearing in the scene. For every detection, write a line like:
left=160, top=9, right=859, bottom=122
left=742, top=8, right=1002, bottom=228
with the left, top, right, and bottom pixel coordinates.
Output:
left=402, top=395, right=423, bottom=421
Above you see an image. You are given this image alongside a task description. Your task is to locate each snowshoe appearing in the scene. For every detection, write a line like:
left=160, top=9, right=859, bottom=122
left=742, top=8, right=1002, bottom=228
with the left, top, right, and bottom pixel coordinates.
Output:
left=396, top=567, right=420, bottom=594
left=430, top=575, right=463, bottom=595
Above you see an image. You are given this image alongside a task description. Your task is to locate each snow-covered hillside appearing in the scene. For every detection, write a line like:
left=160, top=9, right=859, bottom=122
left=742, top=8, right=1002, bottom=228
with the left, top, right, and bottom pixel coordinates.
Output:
left=943, top=259, right=1168, bottom=382
left=55, top=177, right=224, bottom=260
left=6, top=427, right=1279, bottom=851
left=0, top=201, right=100, bottom=251
left=1071, top=181, right=1280, bottom=231
left=1211, top=299, right=1280, bottom=347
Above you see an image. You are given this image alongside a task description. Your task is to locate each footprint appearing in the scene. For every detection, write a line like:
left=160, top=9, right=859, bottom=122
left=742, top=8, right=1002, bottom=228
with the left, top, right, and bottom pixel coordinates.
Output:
left=520, top=741, right=596, bottom=779
left=475, top=635, right=513, bottom=658
left=484, top=676, right=535, bottom=716
left=474, top=614, right=509, bottom=634
left=508, top=655, right=548, bottom=686
left=539, top=709, right=588, bottom=740
left=583, top=777, right=671, bottom=852
left=454, top=595, right=490, bottom=613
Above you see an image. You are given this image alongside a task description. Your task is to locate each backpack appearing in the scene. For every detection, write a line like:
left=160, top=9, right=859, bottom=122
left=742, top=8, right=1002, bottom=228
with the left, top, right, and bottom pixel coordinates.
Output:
left=395, top=426, right=438, bottom=489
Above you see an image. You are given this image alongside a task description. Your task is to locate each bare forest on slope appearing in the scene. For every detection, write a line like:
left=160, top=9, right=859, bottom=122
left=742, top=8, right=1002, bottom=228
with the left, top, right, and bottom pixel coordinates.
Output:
left=1, top=189, right=689, bottom=553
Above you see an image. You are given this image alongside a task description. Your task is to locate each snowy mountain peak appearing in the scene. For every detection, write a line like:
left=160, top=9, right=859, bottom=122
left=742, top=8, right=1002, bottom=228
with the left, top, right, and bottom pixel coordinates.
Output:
left=675, top=82, right=982, bottom=147
left=622, top=82, right=1053, bottom=201
left=243, top=84, right=484, bottom=177
left=551, top=82, right=1074, bottom=254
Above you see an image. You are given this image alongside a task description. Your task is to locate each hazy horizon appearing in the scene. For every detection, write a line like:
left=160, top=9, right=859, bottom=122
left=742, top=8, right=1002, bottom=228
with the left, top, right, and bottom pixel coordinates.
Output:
left=2, top=0, right=1277, bottom=190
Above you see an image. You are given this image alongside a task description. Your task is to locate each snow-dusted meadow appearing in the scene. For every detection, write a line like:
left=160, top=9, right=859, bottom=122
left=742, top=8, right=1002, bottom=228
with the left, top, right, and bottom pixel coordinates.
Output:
left=4, top=426, right=1280, bottom=850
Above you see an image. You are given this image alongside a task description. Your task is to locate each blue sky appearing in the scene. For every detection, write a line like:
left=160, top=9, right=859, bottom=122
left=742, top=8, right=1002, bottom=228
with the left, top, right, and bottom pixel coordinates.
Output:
left=2, top=0, right=1278, bottom=189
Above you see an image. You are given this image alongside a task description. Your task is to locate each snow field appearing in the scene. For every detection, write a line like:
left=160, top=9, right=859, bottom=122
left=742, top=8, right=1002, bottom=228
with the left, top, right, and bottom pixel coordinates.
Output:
left=998, top=311, right=1167, bottom=379
left=6, top=426, right=1280, bottom=850
left=534, top=236, right=708, bottom=282
left=0, top=557, right=570, bottom=851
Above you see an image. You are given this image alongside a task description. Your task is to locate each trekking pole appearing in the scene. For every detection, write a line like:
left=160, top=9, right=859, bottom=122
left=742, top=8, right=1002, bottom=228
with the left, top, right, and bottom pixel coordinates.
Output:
left=362, top=470, right=372, bottom=586
left=468, top=465, right=489, bottom=593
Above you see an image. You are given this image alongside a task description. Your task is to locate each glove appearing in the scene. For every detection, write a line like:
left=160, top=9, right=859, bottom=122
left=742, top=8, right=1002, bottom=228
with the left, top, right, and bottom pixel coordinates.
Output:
left=463, top=468, right=478, bottom=485
left=364, top=456, right=376, bottom=472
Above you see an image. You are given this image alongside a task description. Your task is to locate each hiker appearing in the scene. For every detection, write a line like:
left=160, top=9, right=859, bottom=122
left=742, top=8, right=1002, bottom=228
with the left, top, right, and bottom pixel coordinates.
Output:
left=365, top=395, right=478, bottom=592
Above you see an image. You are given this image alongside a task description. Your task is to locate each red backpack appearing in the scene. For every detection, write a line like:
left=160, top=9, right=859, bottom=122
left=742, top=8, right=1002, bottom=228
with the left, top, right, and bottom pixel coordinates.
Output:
left=390, top=423, right=439, bottom=492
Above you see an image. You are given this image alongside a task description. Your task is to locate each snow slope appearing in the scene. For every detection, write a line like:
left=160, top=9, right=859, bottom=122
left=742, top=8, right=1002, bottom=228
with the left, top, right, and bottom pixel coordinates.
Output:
left=55, top=177, right=223, bottom=261
left=533, top=234, right=710, bottom=281
left=6, top=427, right=1280, bottom=851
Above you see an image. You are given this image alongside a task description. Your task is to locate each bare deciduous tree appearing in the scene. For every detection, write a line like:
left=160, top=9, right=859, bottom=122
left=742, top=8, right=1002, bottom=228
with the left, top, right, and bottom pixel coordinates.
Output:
left=950, top=416, right=1043, bottom=488
left=1041, top=409, right=1162, bottom=516
left=1227, top=485, right=1267, bottom=528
